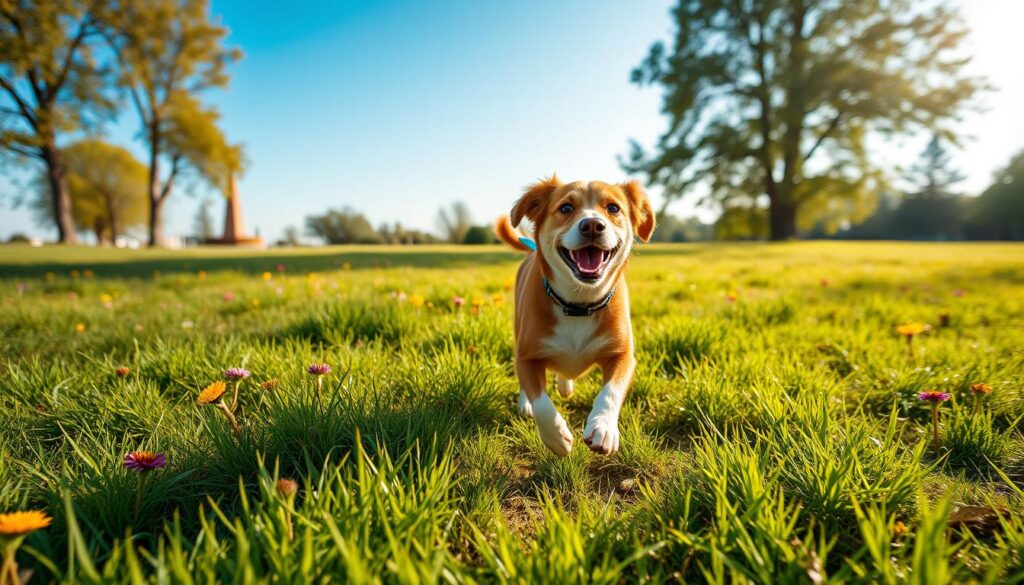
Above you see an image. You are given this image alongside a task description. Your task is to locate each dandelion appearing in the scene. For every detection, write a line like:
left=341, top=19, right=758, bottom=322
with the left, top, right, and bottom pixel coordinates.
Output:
left=224, top=368, right=250, bottom=410
left=251, top=298, right=260, bottom=308
left=115, top=366, right=130, bottom=377
left=892, top=521, right=908, bottom=537
left=342, top=262, right=352, bottom=271
left=452, top=296, right=465, bottom=309
left=0, top=510, right=51, bottom=583
left=262, top=272, right=272, bottom=281
left=471, top=298, right=485, bottom=315
left=260, top=379, right=280, bottom=390
left=408, top=294, right=425, bottom=307
left=197, top=270, right=206, bottom=281
left=896, top=322, right=928, bottom=359
left=491, top=293, right=504, bottom=306
left=75, top=323, right=86, bottom=333
left=100, top=293, right=114, bottom=309
left=199, top=381, right=241, bottom=433
left=970, top=383, right=992, bottom=414
left=918, top=391, right=950, bottom=451
left=307, top=363, right=331, bottom=400
left=124, top=451, right=165, bottom=519
left=726, top=290, right=739, bottom=303
left=0, top=510, right=51, bottom=538
left=503, top=278, right=514, bottom=291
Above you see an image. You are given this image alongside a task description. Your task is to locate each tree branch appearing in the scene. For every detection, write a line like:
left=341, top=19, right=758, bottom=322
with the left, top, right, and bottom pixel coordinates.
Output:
left=159, top=155, right=182, bottom=201
left=0, top=76, right=38, bottom=129
left=4, top=143, right=41, bottom=158
left=803, top=111, right=843, bottom=163
left=48, top=17, right=95, bottom=101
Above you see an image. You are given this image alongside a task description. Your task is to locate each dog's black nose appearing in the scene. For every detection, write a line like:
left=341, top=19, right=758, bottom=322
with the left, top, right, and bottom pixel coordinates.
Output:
left=579, top=218, right=606, bottom=236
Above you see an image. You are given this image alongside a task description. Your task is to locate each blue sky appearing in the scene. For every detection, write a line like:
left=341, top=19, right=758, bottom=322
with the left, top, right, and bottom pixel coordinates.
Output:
left=2, top=0, right=1022, bottom=242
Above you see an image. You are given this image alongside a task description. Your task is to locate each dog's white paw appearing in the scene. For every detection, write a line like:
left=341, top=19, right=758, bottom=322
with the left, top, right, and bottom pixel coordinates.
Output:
left=583, top=412, right=620, bottom=455
left=556, top=376, right=574, bottom=398
left=531, top=393, right=573, bottom=457
left=518, top=390, right=533, bottom=418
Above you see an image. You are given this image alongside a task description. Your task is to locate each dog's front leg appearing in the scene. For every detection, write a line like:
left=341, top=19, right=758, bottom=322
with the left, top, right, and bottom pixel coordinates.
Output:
left=583, top=353, right=635, bottom=455
left=517, top=358, right=573, bottom=457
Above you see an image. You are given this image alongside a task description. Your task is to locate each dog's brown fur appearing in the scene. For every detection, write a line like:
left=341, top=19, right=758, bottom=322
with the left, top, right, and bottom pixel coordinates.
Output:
left=495, top=176, right=654, bottom=456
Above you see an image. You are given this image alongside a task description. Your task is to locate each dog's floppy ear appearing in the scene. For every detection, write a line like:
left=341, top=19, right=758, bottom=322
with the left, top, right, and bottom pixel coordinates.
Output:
left=511, top=175, right=560, bottom=228
left=620, top=180, right=656, bottom=242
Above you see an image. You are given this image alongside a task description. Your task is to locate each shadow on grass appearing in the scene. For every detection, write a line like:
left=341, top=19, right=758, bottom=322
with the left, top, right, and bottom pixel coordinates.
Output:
left=0, top=245, right=523, bottom=278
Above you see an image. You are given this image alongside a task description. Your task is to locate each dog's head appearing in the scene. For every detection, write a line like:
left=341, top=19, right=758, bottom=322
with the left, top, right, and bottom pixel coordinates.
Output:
left=511, top=176, right=655, bottom=299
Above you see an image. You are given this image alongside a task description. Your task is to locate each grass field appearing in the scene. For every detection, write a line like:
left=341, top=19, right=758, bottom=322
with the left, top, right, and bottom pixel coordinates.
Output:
left=1, top=241, right=1023, bottom=583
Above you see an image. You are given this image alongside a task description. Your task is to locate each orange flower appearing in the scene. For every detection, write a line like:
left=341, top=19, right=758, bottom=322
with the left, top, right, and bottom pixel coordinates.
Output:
left=116, top=366, right=130, bottom=377
left=262, top=272, right=272, bottom=280
left=970, top=383, right=992, bottom=395
left=199, top=381, right=228, bottom=404
left=0, top=510, right=52, bottom=537
left=276, top=478, right=298, bottom=497
left=408, top=294, right=425, bottom=307
left=896, top=323, right=928, bottom=338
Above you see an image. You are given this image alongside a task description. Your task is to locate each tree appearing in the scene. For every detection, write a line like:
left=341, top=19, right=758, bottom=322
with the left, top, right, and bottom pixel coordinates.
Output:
left=626, top=0, right=982, bottom=240
left=969, top=150, right=1024, bottom=240
left=888, top=135, right=964, bottom=239
left=32, top=139, right=147, bottom=244
left=306, top=208, right=382, bottom=245
left=463, top=225, right=494, bottom=245
left=436, top=201, right=472, bottom=244
left=0, top=0, right=115, bottom=243
left=194, top=197, right=214, bottom=241
left=105, top=0, right=241, bottom=247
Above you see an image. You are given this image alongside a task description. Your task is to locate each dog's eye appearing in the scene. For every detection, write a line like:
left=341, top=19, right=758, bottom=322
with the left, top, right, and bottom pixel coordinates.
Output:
left=607, top=203, right=620, bottom=214
left=559, top=203, right=574, bottom=214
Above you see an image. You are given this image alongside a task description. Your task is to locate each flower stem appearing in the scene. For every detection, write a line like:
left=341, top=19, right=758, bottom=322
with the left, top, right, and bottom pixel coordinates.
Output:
left=230, top=380, right=241, bottom=411
left=2, top=546, right=19, bottom=585
left=133, top=472, right=149, bottom=521
left=217, top=402, right=241, bottom=433
left=931, top=404, right=941, bottom=451
left=906, top=336, right=915, bottom=360
left=973, top=395, right=980, bottom=415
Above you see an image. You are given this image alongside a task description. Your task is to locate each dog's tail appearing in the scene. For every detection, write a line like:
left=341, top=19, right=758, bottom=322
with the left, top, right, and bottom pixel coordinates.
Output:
left=493, top=216, right=533, bottom=252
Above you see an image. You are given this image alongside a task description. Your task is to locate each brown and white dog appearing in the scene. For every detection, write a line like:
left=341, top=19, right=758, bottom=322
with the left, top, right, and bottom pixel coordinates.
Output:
left=494, top=176, right=655, bottom=457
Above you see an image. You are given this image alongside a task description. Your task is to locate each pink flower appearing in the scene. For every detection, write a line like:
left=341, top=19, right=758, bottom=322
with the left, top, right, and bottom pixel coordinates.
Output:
left=307, top=363, right=331, bottom=376
left=124, top=451, right=166, bottom=472
left=918, top=391, right=950, bottom=403
left=452, top=296, right=466, bottom=308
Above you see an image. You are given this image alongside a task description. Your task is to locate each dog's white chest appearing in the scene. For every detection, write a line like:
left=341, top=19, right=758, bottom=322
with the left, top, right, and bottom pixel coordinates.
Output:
left=541, top=311, right=608, bottom=375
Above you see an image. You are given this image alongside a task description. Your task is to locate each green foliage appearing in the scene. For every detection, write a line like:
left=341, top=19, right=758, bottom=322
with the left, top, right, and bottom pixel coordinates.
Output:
left=970, top=149, right=1024, bottom=240
left=627, top=0, right=982, bottom=240
left=0, top=242, right=1022, bottom=582
left=463, top=225, right=495, bottom=245
left=305, top=207, right=384, bottom=244
left=32, top=139, right=148, bottom=242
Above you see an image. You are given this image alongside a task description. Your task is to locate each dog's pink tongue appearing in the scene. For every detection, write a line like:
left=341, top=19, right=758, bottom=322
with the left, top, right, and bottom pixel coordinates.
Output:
left=574, top=247, right=603, bottom=272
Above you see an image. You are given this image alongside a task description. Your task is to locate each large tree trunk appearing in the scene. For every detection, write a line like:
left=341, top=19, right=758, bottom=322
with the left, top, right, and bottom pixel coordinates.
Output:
left=147, top=123, right=164, bottom=247
left=148, top=196, right=166, bottom=248
left=40, top=138, right=79, bottom=245
left=769, top=199, right=797, bottom=241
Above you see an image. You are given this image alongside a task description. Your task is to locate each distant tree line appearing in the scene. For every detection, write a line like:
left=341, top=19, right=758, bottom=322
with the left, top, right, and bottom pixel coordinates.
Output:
left=302, top=201, right=499, bottom=246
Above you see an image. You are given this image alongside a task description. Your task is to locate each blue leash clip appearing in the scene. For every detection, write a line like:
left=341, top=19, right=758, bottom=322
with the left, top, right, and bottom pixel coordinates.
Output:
left=519, top=237, right=537, bottom=251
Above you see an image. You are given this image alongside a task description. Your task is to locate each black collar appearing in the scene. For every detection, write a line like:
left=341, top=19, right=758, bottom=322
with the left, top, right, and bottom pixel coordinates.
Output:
left=543, top=277, right=616, bottom=317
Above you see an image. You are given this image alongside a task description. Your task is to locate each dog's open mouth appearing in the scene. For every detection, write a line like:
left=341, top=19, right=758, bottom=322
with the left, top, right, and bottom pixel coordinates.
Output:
left=558, top=245, right=617, bottom=282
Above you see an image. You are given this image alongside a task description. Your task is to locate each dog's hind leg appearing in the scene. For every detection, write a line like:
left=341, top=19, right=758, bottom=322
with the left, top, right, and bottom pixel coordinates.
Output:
left=556, top=375, right=574, bottom=398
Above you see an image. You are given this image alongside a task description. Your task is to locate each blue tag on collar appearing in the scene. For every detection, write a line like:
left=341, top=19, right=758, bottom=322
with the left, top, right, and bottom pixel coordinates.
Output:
left=518, top=237, right=537, bottom=251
